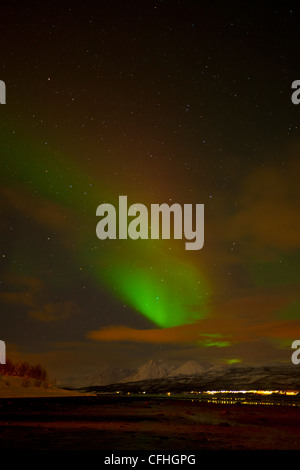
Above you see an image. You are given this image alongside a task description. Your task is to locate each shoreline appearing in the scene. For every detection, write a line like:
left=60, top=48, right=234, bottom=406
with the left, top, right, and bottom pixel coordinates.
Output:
left=0, top=395, right=299, bottom=450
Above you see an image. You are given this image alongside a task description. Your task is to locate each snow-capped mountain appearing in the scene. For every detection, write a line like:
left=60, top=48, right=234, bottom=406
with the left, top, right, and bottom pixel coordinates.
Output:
left=60, top=359, right=208, bottom=388
left=61, top=359, right=300, bottom=393
left=74, top=361, right=300, bottom=394
left=168, top=360, right=206, bottom=377
left=120, top=359, right=173, bottom=383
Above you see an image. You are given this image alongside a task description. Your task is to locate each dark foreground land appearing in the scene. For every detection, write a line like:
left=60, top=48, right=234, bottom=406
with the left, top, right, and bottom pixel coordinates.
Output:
left=0, top=395, right=300, bottom=450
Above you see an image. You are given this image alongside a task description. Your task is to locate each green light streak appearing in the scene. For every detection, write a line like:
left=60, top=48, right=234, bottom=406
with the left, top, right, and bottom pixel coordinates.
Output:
left=227, top=358, right=241, bottom=365
left=102, top=260, right=209, bottom=328
left=1, top=130, right=210, bottom=329
left=197, top=333, right=231, bottom=348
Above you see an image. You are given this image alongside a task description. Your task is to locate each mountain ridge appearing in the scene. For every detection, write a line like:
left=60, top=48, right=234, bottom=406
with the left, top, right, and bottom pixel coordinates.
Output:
left=59, top=360, right=300, bottom=392
left=59, top=359, right=210, bottom=388
left=81, top=364, right=300, bottom=394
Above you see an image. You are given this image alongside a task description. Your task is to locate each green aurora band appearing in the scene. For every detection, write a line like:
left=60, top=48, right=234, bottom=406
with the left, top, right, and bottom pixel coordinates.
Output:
left=1, top=132, right=210, bottom=328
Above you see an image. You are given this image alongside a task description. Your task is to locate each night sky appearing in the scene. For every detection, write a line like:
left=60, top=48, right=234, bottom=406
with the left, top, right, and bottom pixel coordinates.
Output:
left=1, top=0, right=300, bottom=380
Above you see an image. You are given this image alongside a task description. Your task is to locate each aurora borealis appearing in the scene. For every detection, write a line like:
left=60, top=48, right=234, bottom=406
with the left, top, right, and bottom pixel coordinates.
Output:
left=1, top=1, right=300, bottom=380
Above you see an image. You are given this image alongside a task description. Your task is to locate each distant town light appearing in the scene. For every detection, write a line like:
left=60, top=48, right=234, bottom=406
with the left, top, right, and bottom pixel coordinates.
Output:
left=202, top=390, right=298, bottom=396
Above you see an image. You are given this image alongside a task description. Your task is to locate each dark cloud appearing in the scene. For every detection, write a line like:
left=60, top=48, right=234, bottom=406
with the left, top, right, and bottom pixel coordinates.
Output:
left=0, top=274, right=80, bottom=322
